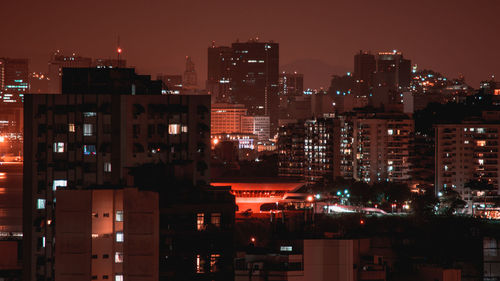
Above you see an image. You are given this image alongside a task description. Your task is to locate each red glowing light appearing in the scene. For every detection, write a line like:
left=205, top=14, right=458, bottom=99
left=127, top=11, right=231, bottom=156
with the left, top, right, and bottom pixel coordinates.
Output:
left=117, top=48, right=122, bottom=54
left=360, top=220, right=365, bottom=225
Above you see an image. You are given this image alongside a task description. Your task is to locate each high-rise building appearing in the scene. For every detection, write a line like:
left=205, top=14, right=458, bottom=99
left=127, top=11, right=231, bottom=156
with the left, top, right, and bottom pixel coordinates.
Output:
left=304, top=118, right=342, bottom=183
left=279, top=72, right=304, bottom=97
left=157, top=74, right=183, bottom=94
left=47, top=51, right=93, bottom=93
left=277, top=118, right=342, bottom=183
left=207, top=43, right=232, bottom=102
left=55, top=188, right=159, bottom=281
left=183, top=56, right=198, bottom=88
left=230, top=39, right=279, bottom=129
left=278, top=122, right=305, bottom=178
left=371, top=51, right=411, bottom=108
left=23, top=67, right=211, bottom=281
left=350, top=111, right=414, bottom=183
left=435, top=112, right=500, bottom=201
left=353, top=51, right=376, bottom=98
left=241, top=115, right=270, bottom=141
left=0, top=58, right=29, bottom=102
left=211, top=103, right=247, bottom=134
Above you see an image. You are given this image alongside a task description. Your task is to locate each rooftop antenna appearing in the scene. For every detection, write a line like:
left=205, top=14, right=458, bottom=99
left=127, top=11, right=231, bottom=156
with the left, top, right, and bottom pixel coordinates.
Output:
left=117, top=36, right=122, bottom=65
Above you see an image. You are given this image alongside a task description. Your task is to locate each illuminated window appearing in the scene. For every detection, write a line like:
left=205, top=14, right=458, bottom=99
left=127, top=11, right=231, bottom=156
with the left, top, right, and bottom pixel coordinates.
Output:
left=477, top=140, right=486, bottom=147
left=181, top=125, right=188, bottom=133
left=53, top=180, right=67, bottom=191
left=280, top=246, right=293, bottom=252
left=37, top=199, right=46, bottom=209
left=115, top=252, right=123, bottom=263
left=104, top=162, right=112, bottom=172
left=115, top=274, right=123, bottom=281
left=196, top=255, right=205, bottom=273
left=68, top=123, right=75, bottom=132
left=210, top=254, right=220, bottom=272
left=42, top=236, right=46, bottom=248
left=83, top=124, right=93, bottom=136
left=116, top=232, right=124, bottom=242
left=83, top=112, right=97, bottom=117
left=84, top=145, right=97, bottom=155
left=116, top=211, right=123, bottom=222
left=169, top=124, right=181, bottom=135
left=388, top=129, right=393, bottom=135
left=479, top=159, right=484, bottom=165
left=211, top=213, right=221, bottom=227
left=54, top=142, right=65, bottom=153
left=197, top=213, right=205, bottom=231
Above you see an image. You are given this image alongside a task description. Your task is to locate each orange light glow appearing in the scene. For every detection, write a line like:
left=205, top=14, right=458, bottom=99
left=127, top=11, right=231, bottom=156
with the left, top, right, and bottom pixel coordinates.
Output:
left=250, top=237, right=256, bottom=243
left=212, top=138, right=219, bottom=145
left=117, top=47, right=122, bottom=54
left=307, top=195, right=314, bottom=202
left=0, top=136, right=4, bottom=142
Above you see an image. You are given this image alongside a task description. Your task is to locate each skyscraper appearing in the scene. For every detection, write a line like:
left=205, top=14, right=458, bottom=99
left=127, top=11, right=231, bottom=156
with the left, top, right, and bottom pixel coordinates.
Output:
left=230, top=39, right=279, bottom=117
left=353, top=50, right=376, bottom=97
left=207, top=43, right=232, bottom=102
left=371, top=51, right=411, bottom=108
left=183, top=56, right=198, bottom=88
left=0, top=58, right=29, bottom=103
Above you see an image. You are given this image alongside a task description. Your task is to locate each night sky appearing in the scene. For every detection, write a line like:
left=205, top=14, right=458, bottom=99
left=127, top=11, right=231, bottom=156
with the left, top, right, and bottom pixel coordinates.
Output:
left=2, top=0, right=499, bottom=88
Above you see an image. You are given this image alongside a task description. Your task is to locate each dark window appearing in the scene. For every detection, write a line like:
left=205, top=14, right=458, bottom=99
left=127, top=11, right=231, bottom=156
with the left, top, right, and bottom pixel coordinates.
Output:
left=103, top=254, right=109, bottom=259
left=133, top=125, right=141, bottom=138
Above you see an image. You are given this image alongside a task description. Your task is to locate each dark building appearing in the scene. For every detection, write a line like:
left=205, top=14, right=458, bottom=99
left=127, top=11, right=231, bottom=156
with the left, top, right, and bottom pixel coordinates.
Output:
left=279, top=72, right=304, bottom=97
left=230, top=39, right=279, bottom=132
left=23, top=67, right=212, bottom=281
left=0, top=58, right=29, bottom=102
left=353, top=51, right=376, bottom=97
left=371, top=51, right=411, bottom=109
left=157, top=74, right=183, bottom=93
left=207, top=43, right=232, bottom=103
left=278, top=122, right=305, bottom=178
left=183, top=56, right=198, bottom=89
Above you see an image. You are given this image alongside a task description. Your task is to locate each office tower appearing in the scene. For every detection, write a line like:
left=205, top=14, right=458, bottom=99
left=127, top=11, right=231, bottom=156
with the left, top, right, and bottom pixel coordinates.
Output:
left=304, top=118, right=342, bottom=183
left=23, top=67, right=210, bottom=281
left=0, top=58, right=29, bottom=102
left=278, top=122, right=305, bottom=178
left=241, top=115, right=270, bottom=141
left=207, top=43, right=232, bottom=102
left=47, top=51, right=92, bottom=93
left=183, top=56, right=198, bottom=88
left=231, top=39, right=279, bottom=129
left=55, top=188, right=158, bottom=281
left=435, top=112, right=500, bottom=200
left=350, top=112, right=413, bottom=183
left=353, top=51, right=376, bottom=97
left=279, top=72, right=304, bottom=96
left=279, top=94, right=312, bottom=122
left=339, top=115, right=354, bottom=179
left=371, top=51, right=411, bottom=108
left=211, top=103, right=247, bottom=134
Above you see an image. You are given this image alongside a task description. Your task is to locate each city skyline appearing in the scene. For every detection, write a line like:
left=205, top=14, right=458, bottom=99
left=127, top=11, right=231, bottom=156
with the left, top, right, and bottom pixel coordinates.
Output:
left=1, top=0, right=499, bottom=88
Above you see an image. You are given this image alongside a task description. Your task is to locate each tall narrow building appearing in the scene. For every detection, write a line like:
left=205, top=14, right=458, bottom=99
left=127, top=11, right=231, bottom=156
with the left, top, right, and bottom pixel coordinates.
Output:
left=207, top=43, right=232, bottom=102
left=183, top=56, right=198, bottom=89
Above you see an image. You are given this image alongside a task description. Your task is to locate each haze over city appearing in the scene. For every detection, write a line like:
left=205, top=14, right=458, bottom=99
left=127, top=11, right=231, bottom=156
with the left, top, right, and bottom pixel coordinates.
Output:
left=2, top=0, right=500, bottom=88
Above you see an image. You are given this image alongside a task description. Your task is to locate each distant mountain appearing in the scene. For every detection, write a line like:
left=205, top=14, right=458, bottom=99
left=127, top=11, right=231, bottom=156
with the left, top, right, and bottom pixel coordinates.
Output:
left=281, top=59, right=351, bottom=90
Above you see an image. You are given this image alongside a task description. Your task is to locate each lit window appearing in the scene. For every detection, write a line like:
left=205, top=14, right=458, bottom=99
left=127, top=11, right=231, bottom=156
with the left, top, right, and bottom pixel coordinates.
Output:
left=464, top=140, right=469, bottom=144
left=477, top=140, right=486, bottom=147
left=388, top=129, right=393, bottom=135
left=68, top=123, right=75, bottom=132
left=53, top=180, right=67, bottom=191
left=115, top=274, right=123, bottom=281
left=84, top=112, right=97, bottom=117
left=83, top=124, right=93, bottom=136
left=116, top=232, right=124, bottom=242
left=479, top=159, right=484, bottom=165
left=280, top=246, right=293, bottom=252
left=197, top=213, right=205, bottom=231
left=116, top=211, right=123, bottom=222
left=210, top=213, right=221, bottom=227
left=42, top=236, right=46, bottom=248
left=84, top=145, right=97, bottom=155
left=181, top=125, right=188, bottom=133
left=210, top=254, right=220, bottom=272
left=196, top=255, right=205, bottom=273
left=54, top=142, right=65, bottom=153
left=169, top=124, right=181, bottom=135
left=37, top=199, right=46, bottom=209
left=104, top=162, right=112, bottom=172
left=115, top=252, right=123, bottom=263
left=444, top=165, right=448, bottom=171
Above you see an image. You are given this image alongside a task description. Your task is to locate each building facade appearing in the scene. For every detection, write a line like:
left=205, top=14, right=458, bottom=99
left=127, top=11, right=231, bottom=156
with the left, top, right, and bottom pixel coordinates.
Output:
left=55, top=188, right=159, bottom=281
left=241, top=115, right=270, bottom=141
left=23, top=68, right=210, bottom=281
left=211, top=103, right=247, bottom=135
